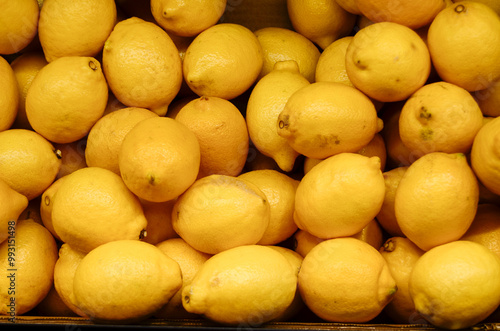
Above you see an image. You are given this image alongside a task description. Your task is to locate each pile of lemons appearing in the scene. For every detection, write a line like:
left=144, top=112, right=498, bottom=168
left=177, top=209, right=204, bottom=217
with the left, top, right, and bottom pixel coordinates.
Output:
left=1, top=0, right=500, bottom=329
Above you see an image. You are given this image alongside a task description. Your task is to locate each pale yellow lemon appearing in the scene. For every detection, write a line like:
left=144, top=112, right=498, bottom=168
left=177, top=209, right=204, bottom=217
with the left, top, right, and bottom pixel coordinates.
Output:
left=399, top=81, right=484, bottom=158
left=72, top=240, right=182, bottom=323
left=26, top=56, right=108, bottom=144
left=103, top=17, right=183, bottom=116
left=286, top=0, right=357, bottom=50
left=254, top=27, right=321, bottom=82
left=238, top=169, right=299, bottom=245
left=0, top=56, right=19, bottom=132
left=427, top=1, right=500, bottom=92
left=298, top=237, right=397, bottom=322
left=183, top=23, right=263, bottom=99
left=182, top=244, right=297, bottom=325
left=471, top=116, right=500, bottom=195
left=154, top=238, right=212, bottom=319
left=461, top=204, right=500, bottom=259
left=0, top=178, right=28, bottom=244
left=85, top=107, right=158, bottom=175
left=395, top=152, right=479, bottom=251
left=0, top=129, right=61, bottom=200
left=376, top=166, right=408, bottom=237
left=0, top=0, right=39, bottom=55
left=409, top=240, right=500, bottom=329
left=174, top=96, right=249, bottom=178
left=0, top=219, right=58, bottom=315
left=151, top=0, right=226, bottom=37
left=453, top=0, right=500, bottom=15
left=172, top=174, right=270, bottom=254
left=51, top=167, right=148, bottom=253
left=38, top=0, right=116, bottom=62
left=379, top=237, right=425, bottom=324
left=40, top=177, right=66, bottom=241
left=246, top=60, right=310, bottom=172
left=315, top=36, right=354, bottom=86
left=277, top=81, right=381, bottom=159
left=345, top=22, right=431, bottom=103
left=119, top=117, right=200, bottom=202
left=294, top=153, right=385, bottom=239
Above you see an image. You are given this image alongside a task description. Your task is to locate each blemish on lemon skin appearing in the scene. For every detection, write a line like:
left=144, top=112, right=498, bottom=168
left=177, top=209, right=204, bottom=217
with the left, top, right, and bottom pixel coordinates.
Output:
left=418, top=106, right=432, bottom=124
left=455, top=4, right=467, bottom=14
left=420, top=127, right=434, bottom=141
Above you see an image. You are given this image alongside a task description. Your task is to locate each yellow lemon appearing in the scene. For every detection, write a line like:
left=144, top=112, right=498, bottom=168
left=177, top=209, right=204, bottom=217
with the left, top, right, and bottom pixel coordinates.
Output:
left=399, top=81, right=484, bottom=158
left=474, top=80, right=500, bottom=117
left=0, top=178, right=28, bottom=244
left=286, top=0, right=356, bottom=50
left=461, top=204, right=500, bottom=259
left=51, top=167, right=148, bottom=253
left=53, top=139, right=88, bottom=179
left=470, top=116, right=500, bottom=195
left=277, top=82, right=381, bottom=159
left=183, top=23, right=263, bottom=99
left=298, top=237, right=397, bottom=322
left=238, top=169, right=299, bottom=245
left=345, top=22, right=431, bottom=103
left=72, top=240, right=182, bottom=323
left=154, top=238, right=212, bottom=319
left=172, top=174, right=270, bottom=254
left=409, top=240, right=500, bottom=329
left=0, top=0, right=39, bottom=55
left=355, top=0, right=446, bottom=29
left=0, top=56, right=19, bottom=132
left=85, top=107, right=158, bottom=175
left=174, top=96, right=249, bottom=178
left=395, top=152, right=479, bottom=251
left=336, top=0, right=362, bottom=14
left=151, top=0, right=226, bottom=37
left=53, top=243, right=87, bottom=317
left=376, top=166, right=408, bottom=237
left=119, top=117, right=200, bottom=202
left=182, top=244, right=297, bottom=325
left=140, top=198, right=179, bottom=245
left=254, top=27, right=321, bottom=82
left=34, top=285, right=78, bottom=317
left=315, top=36, right=354, bottom=86
left=103, top=17, right=183, bottom=116
left=0, top=219, right=58, bottom=315
left=379, top=237, right=425, bottom=324
left=40, top=177, right=65, bottom=241
left=38, top=0, right=116, bottom=62
left=246, top=60, right=310, bottom=172
left=427, top=1, right=500, bottom=92
left=294, top=153, right=385, bottom=239
left=0, top=129, right=61, bottom=200
left=454, top=0, right=500, bottom=15
left=26, top=56, right=108, bottom=144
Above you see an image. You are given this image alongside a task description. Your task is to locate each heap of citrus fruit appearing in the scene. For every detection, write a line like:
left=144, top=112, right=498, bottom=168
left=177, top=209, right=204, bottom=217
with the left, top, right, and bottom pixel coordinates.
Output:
left=2, top=0, right=500, bottom=329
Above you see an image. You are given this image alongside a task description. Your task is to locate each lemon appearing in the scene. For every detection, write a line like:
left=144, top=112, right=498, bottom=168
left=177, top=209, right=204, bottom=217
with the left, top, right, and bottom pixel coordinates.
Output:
left=0, top=219, right=58, bottom=315
left=26, top=56, right=108, bottom=144
left=140, top=199, right=178, bottom=246
left=294, top=153, right=385, bottom=239
left=0, top=56, right=19, bottom=132
left=35, top=285, right=78, bottom=317
left=0, top=0, right=39, bottom=55
left=277, top=82, right=382, bottom=159
left=51, top=167, right=148, bottom=253
left=102, top=17, right=183, bottom=116
left=315, top=36, right=354, bottom=86
left=0, top=178, right=28, bottom=244
left=379, top=237, right=425, bottom=324
left=286, top=0, right=356, bottom=50
left=52, top=139, right=88, bottom=179
left=119, top=117, right=200, bottom=203
left=298, top=237, right=397, bottom=322
left=72, top=240, right=182, bottom=323
left=53, top=243, right=87, bottom=317
left=376, top=166, right=408, bottom=237
left=172, top=174, right=270, bottom=254
left=154, top=238, right=212, bottom=319
left=40, top=177, right=65, bottom=241
left=427, top=1, right=500, bottom=92
left=461, top=204, right=500, bottom=259
left=0, top=129, right=62, bottom=200
left=246, top=60, right=310, bottom=172
left=238, top=169, right=299, bottom=245
left=254, top=27, right=321, bottom=82
left=395, top=152, right=479, bottom=251
left=183, top=23, right=263, bottom=99
left=174, top=96, right=249, bottom=178
left=85, top=107, right=158, bottom=175
left=409, top=240, right=500, bottom=329
left=38, top=0, right=116, bottom=62
left=345, top=22, right=431, bottom=103
left=182, top=244, right=297, bottom=325
left=151, top=0, right=226, bottom=37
